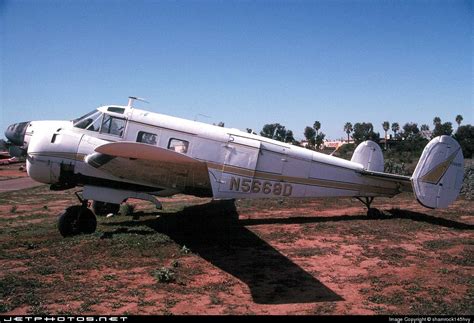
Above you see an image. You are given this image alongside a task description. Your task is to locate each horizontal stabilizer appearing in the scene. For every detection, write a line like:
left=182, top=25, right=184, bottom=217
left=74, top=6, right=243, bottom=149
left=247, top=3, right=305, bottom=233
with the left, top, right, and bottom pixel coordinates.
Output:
left=411, top=135, right=464, bottom=208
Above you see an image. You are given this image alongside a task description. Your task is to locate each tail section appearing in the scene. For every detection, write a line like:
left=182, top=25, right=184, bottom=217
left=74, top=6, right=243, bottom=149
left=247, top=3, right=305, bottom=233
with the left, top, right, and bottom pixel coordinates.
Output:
left=411, top=135, right=464, bottom=208
left=351, top=140, right=384, bottom=172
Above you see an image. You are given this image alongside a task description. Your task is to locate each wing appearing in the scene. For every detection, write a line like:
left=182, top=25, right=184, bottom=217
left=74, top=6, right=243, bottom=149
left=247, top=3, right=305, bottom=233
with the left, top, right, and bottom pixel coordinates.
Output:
left=85, top=142, right=212, bottom=197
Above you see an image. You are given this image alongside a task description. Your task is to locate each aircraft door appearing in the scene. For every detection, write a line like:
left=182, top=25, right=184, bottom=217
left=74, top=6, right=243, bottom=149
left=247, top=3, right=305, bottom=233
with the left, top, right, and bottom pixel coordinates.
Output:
left=218, top=135, right=260, bottom=193
left=256, top=142, right=288, bottom=175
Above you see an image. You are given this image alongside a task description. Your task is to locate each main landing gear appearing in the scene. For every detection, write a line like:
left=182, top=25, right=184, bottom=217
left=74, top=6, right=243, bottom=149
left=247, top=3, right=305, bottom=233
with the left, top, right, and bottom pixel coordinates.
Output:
left=57, top=192, right=97, bottom=237
left=356, top=197, right=383, bottom=218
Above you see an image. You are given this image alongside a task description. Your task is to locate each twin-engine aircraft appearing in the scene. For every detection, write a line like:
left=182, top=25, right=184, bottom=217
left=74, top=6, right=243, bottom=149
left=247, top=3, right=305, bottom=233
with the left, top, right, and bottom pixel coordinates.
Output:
left=4, top=97, right=464, bottom=237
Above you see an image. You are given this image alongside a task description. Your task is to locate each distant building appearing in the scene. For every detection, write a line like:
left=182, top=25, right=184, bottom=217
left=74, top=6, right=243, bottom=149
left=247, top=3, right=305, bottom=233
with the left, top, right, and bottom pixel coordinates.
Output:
left=420, top=130, right=432, bottom=140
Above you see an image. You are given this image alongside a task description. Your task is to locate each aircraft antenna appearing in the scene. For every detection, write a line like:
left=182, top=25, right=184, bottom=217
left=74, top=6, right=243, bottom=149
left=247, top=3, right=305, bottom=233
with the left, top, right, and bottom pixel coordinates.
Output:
left=127, top=96, right=149, bottom=107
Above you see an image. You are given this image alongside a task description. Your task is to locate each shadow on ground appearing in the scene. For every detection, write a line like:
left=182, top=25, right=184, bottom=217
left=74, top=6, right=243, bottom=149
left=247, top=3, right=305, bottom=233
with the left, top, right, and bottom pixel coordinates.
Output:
left=239, top=208, right=474, bottom=231
left=103, top=200, right=343, bottom=305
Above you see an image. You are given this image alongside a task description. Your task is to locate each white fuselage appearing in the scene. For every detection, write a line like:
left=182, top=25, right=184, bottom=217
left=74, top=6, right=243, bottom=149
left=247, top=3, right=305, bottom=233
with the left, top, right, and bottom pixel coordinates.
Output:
left=24, top=105, right=402, bottom=200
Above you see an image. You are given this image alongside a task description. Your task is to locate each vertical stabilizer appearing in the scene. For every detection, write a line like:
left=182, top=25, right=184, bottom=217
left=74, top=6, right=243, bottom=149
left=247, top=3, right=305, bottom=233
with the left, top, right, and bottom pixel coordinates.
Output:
left=411, top=135, right=464, bottom=208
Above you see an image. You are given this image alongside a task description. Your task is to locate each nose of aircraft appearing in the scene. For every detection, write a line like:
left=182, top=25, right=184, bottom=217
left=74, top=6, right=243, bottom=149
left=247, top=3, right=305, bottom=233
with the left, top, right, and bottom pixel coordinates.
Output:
left=5, top=121, right=31, bottom=146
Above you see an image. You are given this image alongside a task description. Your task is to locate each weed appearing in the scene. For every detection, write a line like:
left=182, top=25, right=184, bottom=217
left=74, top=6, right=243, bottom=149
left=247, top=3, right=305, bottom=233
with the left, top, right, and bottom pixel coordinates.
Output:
left=10, top=205, right=18, bottom=213
left=0, top=302, right=11, bottom=313
left=368, top=294, right=390, bottom=304
left=181, top=245, right=191, bottom=254
left=172, top=260, right=180, bottom=268
left=34, top=266, right=56, bottom=275
left=119, top=204, right=135, bottom=216
left=138, top=299, right=155, bottom=307
left=111, top=302, right=123, bottom=310
left=103, top=274, right=117, bottom=281
left=210, top=294, right=222, bottom=305
left=153, top=267, right=176, bottom=283
left=128, top=289, right=145, bottom=297
left=0, top=275, right=42, bottom=297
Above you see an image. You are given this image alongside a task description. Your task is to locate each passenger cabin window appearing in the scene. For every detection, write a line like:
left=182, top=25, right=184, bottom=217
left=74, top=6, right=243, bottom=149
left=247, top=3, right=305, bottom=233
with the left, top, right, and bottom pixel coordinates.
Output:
left=137, top=131, right=157, bottom=145
left=107, top=107, right=125, bottom=114
left=168, top=138, right=189, bottom=154
left=101, top=114, right=126, bottom=137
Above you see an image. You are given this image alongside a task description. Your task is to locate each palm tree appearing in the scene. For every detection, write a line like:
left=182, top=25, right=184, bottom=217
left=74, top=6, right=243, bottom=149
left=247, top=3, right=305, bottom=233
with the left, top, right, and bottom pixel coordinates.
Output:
left=313, top=121, right=321, bottom=136
left=344, top=122, right=353, bottom=143
left=382, top=121, right=390, bottom=150
left=391, top=122, right=400, bottom=139
left=455, top=115, right=463, bottom=128
left=433, top=116, right=441, bottom=126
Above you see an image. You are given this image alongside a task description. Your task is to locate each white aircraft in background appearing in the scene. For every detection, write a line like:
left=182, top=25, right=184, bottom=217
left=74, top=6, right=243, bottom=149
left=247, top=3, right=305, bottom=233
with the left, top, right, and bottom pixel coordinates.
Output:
left=4, top=97, right=464, bottom=237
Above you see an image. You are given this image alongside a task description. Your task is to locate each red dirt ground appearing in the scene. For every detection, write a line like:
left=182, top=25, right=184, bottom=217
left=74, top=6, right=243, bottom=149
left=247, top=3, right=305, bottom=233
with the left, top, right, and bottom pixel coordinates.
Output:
left=0, top=170, right=472, bottom=315
left=0, top=163, right=28, bottom=181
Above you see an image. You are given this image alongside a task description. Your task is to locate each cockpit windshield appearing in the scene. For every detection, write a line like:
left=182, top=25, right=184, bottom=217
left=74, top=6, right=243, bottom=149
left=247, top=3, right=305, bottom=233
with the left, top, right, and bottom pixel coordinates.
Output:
left=73, top=110, right=103, bottom=132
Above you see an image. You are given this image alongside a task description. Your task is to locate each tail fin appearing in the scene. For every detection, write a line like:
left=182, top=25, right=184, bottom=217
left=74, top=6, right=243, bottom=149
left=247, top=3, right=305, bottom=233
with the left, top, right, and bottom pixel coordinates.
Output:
left=411, top=135, right=464, bottom=208
left=351, top=140, right=384, bottom=172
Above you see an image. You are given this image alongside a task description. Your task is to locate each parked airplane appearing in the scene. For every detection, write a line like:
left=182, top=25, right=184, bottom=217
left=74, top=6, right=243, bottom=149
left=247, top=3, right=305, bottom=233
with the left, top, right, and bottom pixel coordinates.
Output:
left=4, top=97, right=464, bottom=237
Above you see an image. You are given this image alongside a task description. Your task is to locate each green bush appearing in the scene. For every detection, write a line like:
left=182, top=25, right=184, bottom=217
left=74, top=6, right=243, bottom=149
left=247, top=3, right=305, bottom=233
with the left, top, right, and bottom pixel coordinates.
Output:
left=119, top=203, right=135, bottom=216
left=152, top=267, right=175, bottom=283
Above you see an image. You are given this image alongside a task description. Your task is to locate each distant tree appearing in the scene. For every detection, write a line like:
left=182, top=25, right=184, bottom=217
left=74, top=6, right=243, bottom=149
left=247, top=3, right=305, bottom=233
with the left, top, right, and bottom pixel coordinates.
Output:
left=344, top=122, right=353, bottom=143
left=313, top=121, right=321, bottom=136
left=217, top=122, right=225, bottom=127
left=315, top=133, right=326, bottom=150
left=455, top=114, right=463, bottom=127
left=391, top=122, right=400, bottom=139
left=432, top=122, right=453, bottom=137
left=382, top=121, right=390, bottom=150
left=246, top=128, right=256, bottom=135
left=420, top=124, right=430, bottom=131
left=401, top=123, right=421, bottom=140
left=454, top=124, right=474, bottom=158
left=260, top=123, right=279, bottom=139
left=304, top=126, right=316, bottom=148
left=344, top=122, right=354, bottom=142
left=260, top=123, right=295, bottom=143
left=284, top=130, right=296, bottom=144
left=352, top=122, right=379, bottom=143
left=433, top=116, right=441, bottom=126
left=0, top=139, right=7, bottom=151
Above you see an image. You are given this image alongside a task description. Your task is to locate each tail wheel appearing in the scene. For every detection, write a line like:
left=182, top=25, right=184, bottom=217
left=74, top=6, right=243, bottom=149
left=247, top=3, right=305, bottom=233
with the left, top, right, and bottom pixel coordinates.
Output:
left=58, top=206, right=97, bottom=237
left=92, top=201, right=120, bottom=216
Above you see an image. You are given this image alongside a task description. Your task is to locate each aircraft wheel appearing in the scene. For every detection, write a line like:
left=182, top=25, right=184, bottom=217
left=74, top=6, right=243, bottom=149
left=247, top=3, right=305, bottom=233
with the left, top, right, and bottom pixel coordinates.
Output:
left=58, top=206, right=97, bottom=237
left=92, top=201, right=120, bottom=216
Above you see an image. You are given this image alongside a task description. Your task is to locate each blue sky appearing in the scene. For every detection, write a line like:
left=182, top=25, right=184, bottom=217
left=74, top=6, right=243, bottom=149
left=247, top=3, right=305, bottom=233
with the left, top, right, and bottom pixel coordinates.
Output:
left=1, top=0, right=472, bottom=140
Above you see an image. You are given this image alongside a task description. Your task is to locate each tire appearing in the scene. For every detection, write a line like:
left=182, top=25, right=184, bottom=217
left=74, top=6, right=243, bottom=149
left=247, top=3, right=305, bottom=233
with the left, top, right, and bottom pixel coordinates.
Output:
left=92, top=201, right=120, bottom=216
left=58, top=206, right=97, bottom=237
left=77, top=207, right=97, bottom=234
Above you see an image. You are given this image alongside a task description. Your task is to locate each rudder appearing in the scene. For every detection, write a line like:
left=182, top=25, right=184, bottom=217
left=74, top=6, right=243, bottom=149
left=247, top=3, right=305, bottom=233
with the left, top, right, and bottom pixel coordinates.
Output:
left=411, top=135, right=464, bottom=208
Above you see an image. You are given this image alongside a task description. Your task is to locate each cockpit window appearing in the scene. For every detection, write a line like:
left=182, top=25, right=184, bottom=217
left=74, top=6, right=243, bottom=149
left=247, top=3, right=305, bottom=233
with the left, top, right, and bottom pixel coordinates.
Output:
left=101, top=114, right=126, bottom=137
left=73, top=110, right=102, bottom=130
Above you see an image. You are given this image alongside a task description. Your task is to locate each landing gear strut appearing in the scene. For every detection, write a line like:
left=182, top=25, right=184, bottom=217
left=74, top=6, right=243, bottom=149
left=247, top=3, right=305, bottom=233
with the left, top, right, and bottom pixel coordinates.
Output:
left=58, top=193, right=97, bottom=237
left=356, top=197, right=382, bottom=218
